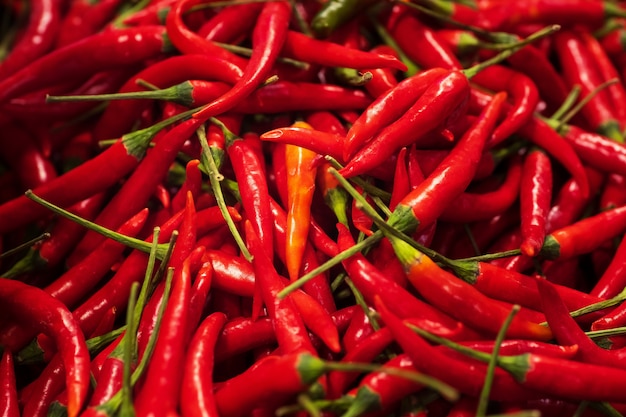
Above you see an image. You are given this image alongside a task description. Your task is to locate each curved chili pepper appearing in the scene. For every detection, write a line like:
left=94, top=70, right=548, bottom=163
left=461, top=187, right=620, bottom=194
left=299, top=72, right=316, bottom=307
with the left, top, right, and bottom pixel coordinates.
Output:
left=540, top=204, right=626, bottom=260
left=0, top=279, right=90, bottom=417
left=198, top=1, right=263, bottom=42
left=69, top=117, right=203, bottom=262
left=519, top=148, right=553, bottom=257
left=244, top=221, right=315, bottom=355
left=459, top=339, right=578, bottom=360
left=0, top=25, right=172, bottom=104
left=192, top=1, right=292, bottom=122
left=260, top=126, right=343, bottom=161
left=0, top=350, right=19, bottom=417
left=0, top=0, right=61, bottom=79
left=362, top=45, right=401, bottom=98
left=164, top=0, right=248, bottom=68
left=180, top=312, right=227, bottom=417
left=374, top=296, right=538, bottom=401
left=438, top=154, right=523, bottom=223
left=21, top=354, right=67, bottom=417
left=171, top=159, right=203, bottom=214
left=134, top=254, right=193, bottom=417
left=387, top=91, right=506, bottom=234
left=342, top=67, right=450, bottom=161
left=472, top=66, right=540, bottom=146
left=55, top=0, right=123, bottom=48
left=388, top=7, right=462, bottom=70
left=93, top=54, right=243, bottom=142
left=336, top=223, right=476, bottom=340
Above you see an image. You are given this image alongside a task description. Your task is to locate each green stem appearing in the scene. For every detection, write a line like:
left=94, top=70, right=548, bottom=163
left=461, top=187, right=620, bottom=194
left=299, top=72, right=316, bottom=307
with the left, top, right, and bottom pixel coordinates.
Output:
left=369, top=13, right=420, bottom=76
left=321, top=361, right=459, bottom=402
left=119, top=283, right=139, bottom=417
left=213, top=41, right=309, bottom=69
left=556, top=79, right=620, bottom=132
left=25, top=191, right=171, bottom=260
left=586, top=326, right=626, bottom=339
left=278, top=231, right=383, bottom=298
left=476, top=305, right=520, bottom=417
left=550, top=85, right=582, bottom=121
left=0, top=231, right=49, bottom=259
left=344, top=277, right=380, bottom=331
left=197, top=124, right=253, bottom=261
left=569, top=289, right=626, bottom=319
left=452, top=249, right=523, bottom=263
left=462, top=25, right=561, bottom=79
left=325, top=156, right=392, bottom=201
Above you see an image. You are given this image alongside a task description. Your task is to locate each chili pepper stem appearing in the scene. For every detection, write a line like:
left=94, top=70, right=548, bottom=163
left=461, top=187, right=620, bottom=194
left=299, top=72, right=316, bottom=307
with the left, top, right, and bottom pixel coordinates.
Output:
left=46, top=83, right=194, bottom=106
left=197, top=124, right=253, bottom=261
left=25, top=191, right=171, bottom=260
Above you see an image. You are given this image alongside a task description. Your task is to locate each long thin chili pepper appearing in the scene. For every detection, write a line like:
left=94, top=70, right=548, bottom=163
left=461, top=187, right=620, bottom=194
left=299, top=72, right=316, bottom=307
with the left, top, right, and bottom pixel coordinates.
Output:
left=438, top=154, right=523, bottom=223
left=244, top=221, right=316, bottom=355
left=471, top=65, right=540, bottom=146
left=0, top=350, right=19, bottom=417
left=539, top=204, right=626, bottom=260
left=519, top=148, right=553, bottom=257
left=373, top=296, right=538, bottom=401
left=198, top=1, right=263, bottom=42
left=0, top=0, right=61, bottom=79
left=591, top=235, right=626, bottom=299
left=386, top=91, right=507, bottom=235
left=134, top=253, right=193, bottom=417
left=0, top=25, right=173, bottom=103
left=285, top=122, right=319, bottom=281
left=536, top=277, right=626, bottom=370
left=180, top=312, right=227, bottom=417
left=68, top=117, right=203, bottom=261
left=0, top=279, right=90, bottom=417
left=336, top=223, right=477, bottom=340
left=55, top=0, right=122, bottom=48
left=0, top=106, right=196, bottom=236
left=554, top=29, right=623, bottom=141
left=192, top=1, right=292, bottom=122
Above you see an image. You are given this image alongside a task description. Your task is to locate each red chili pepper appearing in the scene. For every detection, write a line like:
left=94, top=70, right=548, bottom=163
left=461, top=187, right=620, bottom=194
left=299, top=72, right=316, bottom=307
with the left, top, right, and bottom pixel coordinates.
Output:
left=0, top=25, right=172, bottom=104
left=134, top=254, right=193, bottom=417
left=192, top=1, right=292, bottom=122
left=171, top=159, right=203, bottom=214
left=386, top=91, right=506, bottom=234
left=260, top=126, right=343, bottom=161
left=0, top=279, right=90, bottom=417
left=244, top=220, right=316, bottom=355
left=281, top=30, right=407, bottom=71
left=55, top=0, right=123, bottom=48
left=180, top=312, right=227, bottom=417
left=540, top=205, right=626, bottom=260
left=438, top=154, right=523, bottom=223
left=342, top=67, right=450, bottom=161
left=472, top=66, right=540, bottom=146
left=342, top=353, right=427, bottom=417
left=363, top=45, right=401, bottom=98
left=374, top=296, right=537, bottom=401
left=93, top=54, right=243, bottom=142
left=21, top=354, right=68, bottom=417
left=519, top=148, right=553, bottom=257
left=68, top=117, right=203, bottom=262
left=336, top=223, right=477, bottom=340
left=554, top=29, right=623, bottom=141
left=0, top=350, right=19, bottom=417
left=0, top=119, right=57, bottom=190
left=388, top=7, right=462, bottom=70
left=537, top=277, right=626, bottom=369
left=213, top=352, right=326, bottom=417
left=164, top=0, right=247, bottom=68
left=198, top=1, right=263, bottom=42
left=459, top=339, right=578, bottom=360
left=0, top=0, right=61, bottom=79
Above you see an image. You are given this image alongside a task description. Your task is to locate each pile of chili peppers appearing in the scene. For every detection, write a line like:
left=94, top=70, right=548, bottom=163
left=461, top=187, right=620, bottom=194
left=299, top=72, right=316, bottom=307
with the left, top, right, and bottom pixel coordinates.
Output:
left=8, top=0, right=626, bottom=416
